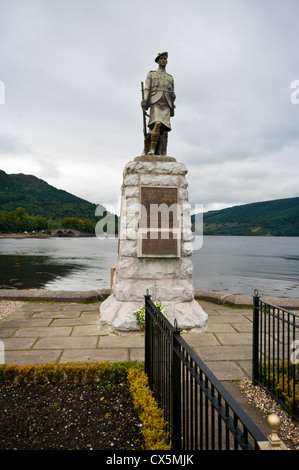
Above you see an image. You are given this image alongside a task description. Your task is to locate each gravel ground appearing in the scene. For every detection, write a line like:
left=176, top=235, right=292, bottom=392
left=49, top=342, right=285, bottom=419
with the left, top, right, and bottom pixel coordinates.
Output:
left=0, top=300, right=25, bottom=320
left=239, top=379, right=299, bottom=450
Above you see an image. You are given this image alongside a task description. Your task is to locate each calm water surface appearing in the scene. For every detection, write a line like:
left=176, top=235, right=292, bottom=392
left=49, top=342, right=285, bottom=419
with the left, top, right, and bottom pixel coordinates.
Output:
left=0, top=236, right=298, bottom=298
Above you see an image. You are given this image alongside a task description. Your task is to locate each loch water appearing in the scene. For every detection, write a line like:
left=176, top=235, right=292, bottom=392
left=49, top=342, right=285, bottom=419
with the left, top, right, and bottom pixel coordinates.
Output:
left=0, top=236, right=298, bottom=298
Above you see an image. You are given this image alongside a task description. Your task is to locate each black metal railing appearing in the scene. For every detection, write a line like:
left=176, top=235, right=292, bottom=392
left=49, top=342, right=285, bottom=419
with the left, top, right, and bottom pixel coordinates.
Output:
left=144, top=292, right=267, bottom=450
left=252, top=290, right=299, bottom=421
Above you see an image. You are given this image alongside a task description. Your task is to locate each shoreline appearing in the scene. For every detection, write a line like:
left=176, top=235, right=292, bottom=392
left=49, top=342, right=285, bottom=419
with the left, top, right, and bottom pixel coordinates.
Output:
left=0, top=233, right=51, bottom=239
left=0, top=288, right=298, bottom=310
left=0, top=233, right=96, bottom=239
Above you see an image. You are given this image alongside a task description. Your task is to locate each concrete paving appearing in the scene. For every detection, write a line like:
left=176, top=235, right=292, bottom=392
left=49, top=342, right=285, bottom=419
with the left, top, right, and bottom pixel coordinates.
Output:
left=0, top=297, right=255, bottom=381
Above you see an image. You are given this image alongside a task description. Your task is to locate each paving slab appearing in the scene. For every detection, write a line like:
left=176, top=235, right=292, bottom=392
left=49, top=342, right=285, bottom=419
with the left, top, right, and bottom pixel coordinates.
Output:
left=51, top=318, right=97, bottom=327
left=98, top=335, right=145, bottom=348
left=231, top=322, right=253, bottom=332
left=32, top=309, right=82, bottom=318
left=204, top=361, right=247, bottom=381
left=59, top=348, right=130, bottom=363
left=193, top=345, right=252, bottom=362
left=4, top=350, right=62, bottom=365
left=13, top=326, right=73, bottom=337
left=206, top=314, right=251, bottom=324
left=32, top=336, right=99, bottom=350
left=0, top=296, right=256, bottom=380
left=0, top=327, right=19, bottom=337
left=205, top=323, right=236, bottom=333
left=181, top=332, right=220, bottom=347
left=72, top=325, right=108, bottom=336
left=215, top=332, right=252, bottom=346
left=0, top=318, right=52, bottom=328
left=1, top=337, right=37, bottom=350
left=129, top=348, right=145, bottom=362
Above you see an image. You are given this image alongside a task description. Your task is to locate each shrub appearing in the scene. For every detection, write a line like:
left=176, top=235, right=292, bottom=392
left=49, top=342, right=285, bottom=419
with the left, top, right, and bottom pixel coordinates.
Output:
left=259, top=360, right=299, bottom=416
left=133, top=302, right=167, bottom=330
left=127, top=368, right=171, bottom=450
left=0, top=361, right=142, bottom=385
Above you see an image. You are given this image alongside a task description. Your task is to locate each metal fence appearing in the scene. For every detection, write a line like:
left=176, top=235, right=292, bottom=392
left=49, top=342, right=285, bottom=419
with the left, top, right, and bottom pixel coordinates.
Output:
left=252, top=290, right=299, bottom=421
left=144, top=292, right=267, bottom=450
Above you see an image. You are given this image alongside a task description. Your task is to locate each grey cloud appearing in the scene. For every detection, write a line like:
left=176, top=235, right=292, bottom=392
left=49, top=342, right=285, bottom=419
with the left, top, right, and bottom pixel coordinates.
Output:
left=0, top=133, right=32, bottom=156
left=0, top=0, right=298, bottom=212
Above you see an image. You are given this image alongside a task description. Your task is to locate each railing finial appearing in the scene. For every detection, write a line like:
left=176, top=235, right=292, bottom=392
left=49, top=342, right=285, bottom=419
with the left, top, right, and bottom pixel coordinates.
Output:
left=258, top=413, right=288, bottom=450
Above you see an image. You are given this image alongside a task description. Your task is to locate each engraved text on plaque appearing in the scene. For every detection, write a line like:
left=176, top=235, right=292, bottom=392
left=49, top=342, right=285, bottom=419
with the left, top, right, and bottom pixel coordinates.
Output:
left=138, top=186, right=180, bottom=257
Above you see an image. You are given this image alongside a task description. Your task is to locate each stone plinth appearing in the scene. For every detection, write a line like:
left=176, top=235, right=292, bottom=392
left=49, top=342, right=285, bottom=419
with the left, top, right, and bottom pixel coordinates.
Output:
left=99, top=156, right=208, bottom=331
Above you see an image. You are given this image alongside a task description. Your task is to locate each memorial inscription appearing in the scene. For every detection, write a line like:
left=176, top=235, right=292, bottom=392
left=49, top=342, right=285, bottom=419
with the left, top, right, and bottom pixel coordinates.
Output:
left=139, top=186, right=180, bottom=257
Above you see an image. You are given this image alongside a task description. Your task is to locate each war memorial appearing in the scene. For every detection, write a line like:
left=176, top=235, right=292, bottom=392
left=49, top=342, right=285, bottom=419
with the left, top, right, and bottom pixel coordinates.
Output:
left=99, top=52, right=208, bottom=331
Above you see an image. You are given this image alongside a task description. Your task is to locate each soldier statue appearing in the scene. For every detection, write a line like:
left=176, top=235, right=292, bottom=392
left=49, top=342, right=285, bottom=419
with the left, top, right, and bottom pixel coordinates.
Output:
left=141, top=52, right=176, bottom=156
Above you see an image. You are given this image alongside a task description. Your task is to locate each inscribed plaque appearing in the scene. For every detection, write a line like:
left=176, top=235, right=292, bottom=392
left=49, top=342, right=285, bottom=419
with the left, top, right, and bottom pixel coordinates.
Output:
left=139, top=186, right=180, bottom=257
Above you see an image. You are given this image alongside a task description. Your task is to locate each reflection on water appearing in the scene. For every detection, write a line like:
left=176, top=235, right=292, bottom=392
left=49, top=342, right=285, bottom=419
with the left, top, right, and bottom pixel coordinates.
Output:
left=0, top=236, right=298, bottom=297
left=0, top=254, right=79, bottom=289
left=0, top=237, right=118, bottom=291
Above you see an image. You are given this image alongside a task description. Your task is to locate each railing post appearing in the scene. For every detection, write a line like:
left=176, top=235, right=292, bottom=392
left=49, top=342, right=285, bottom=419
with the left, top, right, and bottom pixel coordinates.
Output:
left=144, top=289, right=151, bottom=380
left=171, top=321, right=182, bottom=450
left=252, top=289, right=260, bottom=385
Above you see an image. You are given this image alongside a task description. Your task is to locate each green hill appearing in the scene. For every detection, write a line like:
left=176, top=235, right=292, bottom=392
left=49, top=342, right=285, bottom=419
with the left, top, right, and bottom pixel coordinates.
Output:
left=192, top=197, right=299, bottom=236
left=0, top=169, right=100, bottom=222
left=1, top=170, right=298, bottom=236
left=0, top=169, right=115, bottom=234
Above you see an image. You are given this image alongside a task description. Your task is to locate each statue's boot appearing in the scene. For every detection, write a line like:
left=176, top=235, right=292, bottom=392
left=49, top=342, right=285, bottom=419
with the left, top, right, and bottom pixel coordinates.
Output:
left=157, top=131, right=168, bottom=156
left=148, top=130, right=160, bottom=155
left=148, top=122, right=161, bottom=155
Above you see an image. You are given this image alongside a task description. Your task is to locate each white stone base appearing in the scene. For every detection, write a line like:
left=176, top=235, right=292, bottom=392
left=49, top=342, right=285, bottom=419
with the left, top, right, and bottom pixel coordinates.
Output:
left=99, top=294, right=208, bottom=331
left=99, top=294, right=140, bottom=331
left=98, top=155, right=208, bottom=332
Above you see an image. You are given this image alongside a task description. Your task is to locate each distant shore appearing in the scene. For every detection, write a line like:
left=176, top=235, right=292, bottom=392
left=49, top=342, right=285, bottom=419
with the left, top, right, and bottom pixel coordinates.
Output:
left=0, top=233, right=51, bottom=239
left=0, top=233, right=95, bottom=239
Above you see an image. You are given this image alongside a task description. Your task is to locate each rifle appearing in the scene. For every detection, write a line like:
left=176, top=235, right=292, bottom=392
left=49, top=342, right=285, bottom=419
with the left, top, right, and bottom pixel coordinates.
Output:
left=141, top=81, right=149, bottom=138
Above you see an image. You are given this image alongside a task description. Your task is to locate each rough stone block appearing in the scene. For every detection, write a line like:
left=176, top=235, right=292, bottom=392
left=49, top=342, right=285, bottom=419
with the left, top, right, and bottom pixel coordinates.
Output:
left=179, top=175, right=189, bottom=188
left=123, top=174, right=139, bottom=186
left=180, top=258, right=193, bottom=278
left=139, top=174, right=180, bottom=186
left=113, top=278, right=155, bottom=302
left=162, top=299, right=208, bottom=330
left=114, top=257, right=137, bottom=279
left=136, top=258, right=180, bottom=279
left=154, top=279, right=194, bottom=302
left=118, top=240, right=137, bottom=257
left=124, top=161, right=188, bottom=176
left=181, top=241, right=193, bottom=257
left=99, top=295, right=141, bottom=331
left=123, top=186, right=139, bottom=197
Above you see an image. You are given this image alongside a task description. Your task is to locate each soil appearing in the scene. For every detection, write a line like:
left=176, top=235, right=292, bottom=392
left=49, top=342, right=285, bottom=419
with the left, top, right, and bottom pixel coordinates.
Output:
left=0, top=382, right=145, bottom=450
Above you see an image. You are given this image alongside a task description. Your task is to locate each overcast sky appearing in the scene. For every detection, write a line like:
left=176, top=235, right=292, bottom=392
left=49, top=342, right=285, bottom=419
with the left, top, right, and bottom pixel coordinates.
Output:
left=0, top=0, right=298, bottom=215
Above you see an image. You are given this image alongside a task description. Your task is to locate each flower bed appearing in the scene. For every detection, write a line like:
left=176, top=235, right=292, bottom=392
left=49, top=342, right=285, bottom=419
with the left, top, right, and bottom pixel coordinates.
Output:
left=0, top=361, right=169, bottom=450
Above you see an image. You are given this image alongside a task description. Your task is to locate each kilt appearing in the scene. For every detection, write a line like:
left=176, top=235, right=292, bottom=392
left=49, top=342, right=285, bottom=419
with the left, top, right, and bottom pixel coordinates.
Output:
left=148, top=94, right=171, bottom=131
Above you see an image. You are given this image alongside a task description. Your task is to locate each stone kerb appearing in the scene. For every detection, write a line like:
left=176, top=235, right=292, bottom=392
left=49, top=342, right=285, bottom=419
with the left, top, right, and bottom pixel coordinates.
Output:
left=98, top=157, right=208, bottom=331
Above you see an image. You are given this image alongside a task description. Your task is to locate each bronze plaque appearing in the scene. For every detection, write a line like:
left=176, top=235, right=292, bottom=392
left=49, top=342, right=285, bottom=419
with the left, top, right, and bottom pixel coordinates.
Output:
left=140, top=186, right=179, bottom=256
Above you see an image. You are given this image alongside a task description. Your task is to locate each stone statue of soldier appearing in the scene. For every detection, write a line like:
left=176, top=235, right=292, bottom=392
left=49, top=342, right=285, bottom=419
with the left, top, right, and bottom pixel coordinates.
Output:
left=141, top=52, right=176, bottom=156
